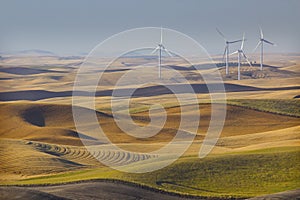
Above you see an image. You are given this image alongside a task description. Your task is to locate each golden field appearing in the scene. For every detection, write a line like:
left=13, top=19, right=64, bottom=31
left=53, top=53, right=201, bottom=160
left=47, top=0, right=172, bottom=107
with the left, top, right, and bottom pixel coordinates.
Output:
left=0, top=53, right=299, bottom=199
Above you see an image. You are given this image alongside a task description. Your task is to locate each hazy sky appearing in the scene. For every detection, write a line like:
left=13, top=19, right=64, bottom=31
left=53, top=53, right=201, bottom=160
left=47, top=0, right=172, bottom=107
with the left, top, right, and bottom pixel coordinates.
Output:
left=0, top=0, right=299, bottom=55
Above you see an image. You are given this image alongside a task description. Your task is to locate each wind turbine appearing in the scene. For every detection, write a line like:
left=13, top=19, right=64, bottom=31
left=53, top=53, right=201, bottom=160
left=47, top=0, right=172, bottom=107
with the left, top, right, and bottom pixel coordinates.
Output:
left=216, top=28, right=244, bottom=75
left=230, top=33, right=252, bottom=80
left=152, top=27, right=172, bottom=79
left=253, top=27, right=275, bottom=71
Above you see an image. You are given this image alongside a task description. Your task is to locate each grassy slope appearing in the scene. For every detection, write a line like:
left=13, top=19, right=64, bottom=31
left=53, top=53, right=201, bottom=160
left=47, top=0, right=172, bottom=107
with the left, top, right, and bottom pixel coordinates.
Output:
left=226, top=99, right=300, bottom=117
left=128, top=99, right=300, bottom=118
left=4, top=146, right=299, bottom=198
left=156, top=147, right=300, bottom=198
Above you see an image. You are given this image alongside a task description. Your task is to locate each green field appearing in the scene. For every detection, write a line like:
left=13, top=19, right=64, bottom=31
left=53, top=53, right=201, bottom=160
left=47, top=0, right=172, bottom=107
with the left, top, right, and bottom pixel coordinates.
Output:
left=124, top=99, right=300, bottom=117
left=226, top=99, right=300, bottom=117
left=4, top=146, right=299, bottom=199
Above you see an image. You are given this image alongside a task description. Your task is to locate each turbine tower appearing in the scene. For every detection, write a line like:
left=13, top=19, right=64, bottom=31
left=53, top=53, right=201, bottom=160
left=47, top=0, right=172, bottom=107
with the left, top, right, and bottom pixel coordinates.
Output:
left=253, top=27, right=275, bottom=71
left=216, top=28, right=243, bottom=75
left=230, top=33, right=252, bottom=80
left=152, top=27, right=172, bottom=78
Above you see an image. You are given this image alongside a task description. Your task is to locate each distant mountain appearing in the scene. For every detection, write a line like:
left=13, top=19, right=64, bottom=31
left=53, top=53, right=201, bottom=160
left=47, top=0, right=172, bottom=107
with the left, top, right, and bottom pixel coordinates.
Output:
left=58, top=56, right=84, bottom=60
left=14, top=49, right=56, bottom=56
left=122, top=48, right=177, bottom=58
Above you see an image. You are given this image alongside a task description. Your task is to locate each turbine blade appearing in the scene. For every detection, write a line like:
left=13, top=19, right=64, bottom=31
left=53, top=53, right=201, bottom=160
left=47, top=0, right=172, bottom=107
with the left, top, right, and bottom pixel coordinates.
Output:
left=253, top=41, right=261, bottom=53
left=229, top=39, right=244, bottom=44
left=263, top=39, right=275, bottom=46
left=242, top=51, right=252, bottom=67
left=259, top=26, right=264, bottom=39
left=241, top=33, right=245, bottom=50
left=229, top=51, right=238, bottom=56
left=216, top=28, right=227, bottom=41
left=160, top=27, right=163, bottom=44
left=151, top=46, right=159, bottom=54
left=222, top=47, right=227, bottom=62
left=163, top=47, right=173, bottom=57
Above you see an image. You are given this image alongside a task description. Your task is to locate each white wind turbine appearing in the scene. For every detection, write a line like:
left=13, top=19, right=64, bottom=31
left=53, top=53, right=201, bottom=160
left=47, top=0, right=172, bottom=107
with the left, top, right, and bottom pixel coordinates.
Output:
left=152, top=27, right=172, bottom=78
left=216, top=28, right=244, bottom=75
left=253, top=27, right=276, bottom=71
left=230, top=33, right=252, bottom=80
